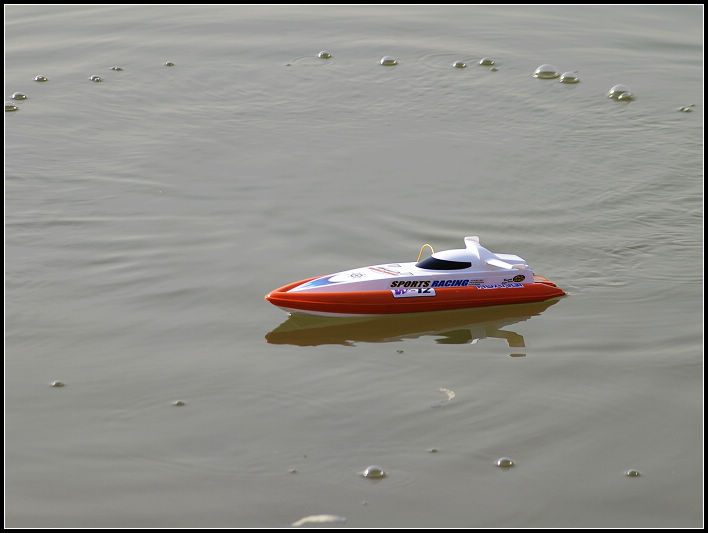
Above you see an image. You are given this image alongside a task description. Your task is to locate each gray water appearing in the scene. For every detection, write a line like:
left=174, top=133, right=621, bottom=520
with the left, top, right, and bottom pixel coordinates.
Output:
left=4, top=5, right=703, bottom=528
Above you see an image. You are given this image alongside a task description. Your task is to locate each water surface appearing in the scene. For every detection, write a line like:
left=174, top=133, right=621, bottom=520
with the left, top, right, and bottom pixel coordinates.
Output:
left=5, top=5, right=703, bottom=528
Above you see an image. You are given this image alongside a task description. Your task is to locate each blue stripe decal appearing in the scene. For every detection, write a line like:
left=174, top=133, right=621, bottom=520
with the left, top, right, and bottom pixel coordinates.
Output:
left=297, top=276, right=337, bottom=289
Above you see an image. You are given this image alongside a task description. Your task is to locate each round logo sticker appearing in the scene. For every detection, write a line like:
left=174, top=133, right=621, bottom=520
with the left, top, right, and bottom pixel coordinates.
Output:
left=512, top=274, right=526, bottom=282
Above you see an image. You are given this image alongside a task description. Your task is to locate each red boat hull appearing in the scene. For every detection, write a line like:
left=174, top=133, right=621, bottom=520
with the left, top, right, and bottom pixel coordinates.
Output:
left=265, top=275, right=565, bottom=316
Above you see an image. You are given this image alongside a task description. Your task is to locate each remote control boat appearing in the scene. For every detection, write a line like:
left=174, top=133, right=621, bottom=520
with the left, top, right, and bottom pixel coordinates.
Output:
left=265, top=236, right=565, bottom=317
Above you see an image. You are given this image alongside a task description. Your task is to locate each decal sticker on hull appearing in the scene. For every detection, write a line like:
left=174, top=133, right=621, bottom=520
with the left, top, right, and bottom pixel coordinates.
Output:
left=296, top=276, right=337, bottom=290
left=390, top=279, right=486, bottom=288
left=478, top=283, right=524, bottom=289
left=391, top=280, right=431, bottom=288
left=392, top=288, right=437, bottom=298
left=431, top=279, right=471, bottom=288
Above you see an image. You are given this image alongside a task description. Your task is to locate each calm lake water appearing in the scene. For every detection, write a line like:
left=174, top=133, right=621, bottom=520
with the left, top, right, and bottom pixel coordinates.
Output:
left=4, top=5, right=703, bottom=528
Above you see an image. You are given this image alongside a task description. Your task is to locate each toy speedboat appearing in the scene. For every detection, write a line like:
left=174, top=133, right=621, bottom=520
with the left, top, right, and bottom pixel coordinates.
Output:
left=265, top=236, right=565, bottom=317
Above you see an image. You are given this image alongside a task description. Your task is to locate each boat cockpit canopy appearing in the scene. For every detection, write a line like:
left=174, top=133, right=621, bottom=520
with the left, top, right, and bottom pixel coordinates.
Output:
left=415, top=256, right=472, bottom=270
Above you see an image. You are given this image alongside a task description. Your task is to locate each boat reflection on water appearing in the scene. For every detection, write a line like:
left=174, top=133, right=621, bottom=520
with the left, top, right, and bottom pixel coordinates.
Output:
left=265, top=298, right=562, bottom=356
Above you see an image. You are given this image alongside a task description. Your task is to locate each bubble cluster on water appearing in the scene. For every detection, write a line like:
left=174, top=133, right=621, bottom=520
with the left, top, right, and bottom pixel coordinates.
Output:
left=559, top=71, right=580, bottom=84
left=496, top=457, right=515, bottom=468
left=533, top=64, right=560, bottom=79
left=607, top=84, right=635, bottom=101
left=534, top=64, right=585, bottom=86
left=361, top=465, right=387, bottom=479
left=4, top=49, right=665, bottom=139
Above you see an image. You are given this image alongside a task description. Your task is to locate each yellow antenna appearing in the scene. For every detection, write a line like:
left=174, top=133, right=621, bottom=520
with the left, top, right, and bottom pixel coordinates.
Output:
left=417, top=243, right=435, bottom=262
